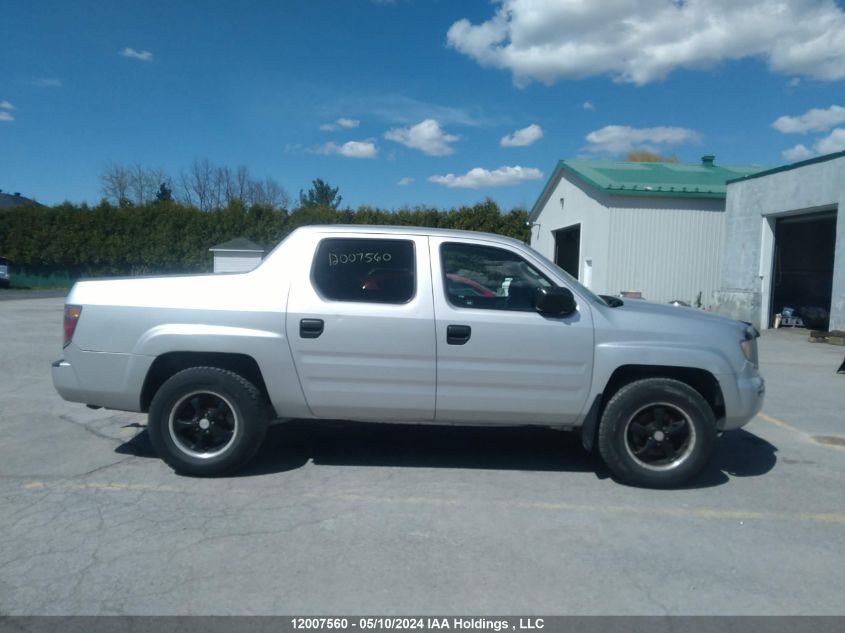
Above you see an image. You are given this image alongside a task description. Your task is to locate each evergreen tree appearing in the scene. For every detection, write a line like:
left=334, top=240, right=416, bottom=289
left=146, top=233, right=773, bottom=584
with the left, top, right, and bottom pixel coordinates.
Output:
left=155, top=182, right=173, bottom=202
left=299, top=178, right=342, bottom=209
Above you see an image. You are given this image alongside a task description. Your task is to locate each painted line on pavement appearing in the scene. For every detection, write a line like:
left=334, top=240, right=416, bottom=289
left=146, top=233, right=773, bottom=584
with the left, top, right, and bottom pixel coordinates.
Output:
left=18, top=481, right=845, bottom=524
left=305, top=492, right=845, bottom=524
left=756, top=412, right=803, bottom=434
left=756, top=412, right=845, bottom=450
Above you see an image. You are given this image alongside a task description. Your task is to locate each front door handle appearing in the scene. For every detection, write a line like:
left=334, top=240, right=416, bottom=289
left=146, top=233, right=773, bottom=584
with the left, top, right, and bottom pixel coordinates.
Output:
left=446, top=324, right=471, bottom=345
left=300, top=318, right=324, bottom=339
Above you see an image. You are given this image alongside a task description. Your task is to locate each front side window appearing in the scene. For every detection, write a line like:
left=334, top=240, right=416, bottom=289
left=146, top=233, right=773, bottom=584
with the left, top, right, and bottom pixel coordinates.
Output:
left=312, top=238, right=415, bottom=304
left=441, top=243, right=552, bottom=311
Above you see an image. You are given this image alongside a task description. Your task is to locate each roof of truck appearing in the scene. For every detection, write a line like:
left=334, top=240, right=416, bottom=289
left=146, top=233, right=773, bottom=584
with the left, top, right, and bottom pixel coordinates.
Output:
left=291, top=223, right=526, bottom=246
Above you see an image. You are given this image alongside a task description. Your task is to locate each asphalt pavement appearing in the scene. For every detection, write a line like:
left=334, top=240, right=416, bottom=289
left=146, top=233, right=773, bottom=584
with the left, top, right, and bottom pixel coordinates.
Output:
left=0, top=298, right=843, bottom=615
left=0, top=289, right=68, bottom=301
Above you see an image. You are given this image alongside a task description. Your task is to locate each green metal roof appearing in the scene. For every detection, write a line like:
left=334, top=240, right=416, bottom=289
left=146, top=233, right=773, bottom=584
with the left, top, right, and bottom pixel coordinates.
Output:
left=530, top=157, right=769, bottom=220
left=560, top=159, right=765, bottom=197
left=726, top=149, right=845, bottom=184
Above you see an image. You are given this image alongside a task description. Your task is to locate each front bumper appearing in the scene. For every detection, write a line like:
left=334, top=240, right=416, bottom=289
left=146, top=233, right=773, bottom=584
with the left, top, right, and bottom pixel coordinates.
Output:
left=718, top=362, right=765, bottom=431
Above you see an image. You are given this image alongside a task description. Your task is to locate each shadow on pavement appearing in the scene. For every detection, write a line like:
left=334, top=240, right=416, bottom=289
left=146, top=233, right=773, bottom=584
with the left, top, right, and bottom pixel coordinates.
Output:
left=243, top=420, right=605, bottom=477
left=680, top=429, right=779, bottom=489
left=115, top=421, right=778, bottom=487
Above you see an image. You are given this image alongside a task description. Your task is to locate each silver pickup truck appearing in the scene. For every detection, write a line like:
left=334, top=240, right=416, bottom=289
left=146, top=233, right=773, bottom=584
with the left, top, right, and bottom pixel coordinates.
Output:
left=52, top=225, right=764, bottom=487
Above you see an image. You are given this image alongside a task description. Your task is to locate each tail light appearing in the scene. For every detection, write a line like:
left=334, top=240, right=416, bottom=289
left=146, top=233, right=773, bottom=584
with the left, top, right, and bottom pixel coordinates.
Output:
left=63, top=305, right=82, bottom=347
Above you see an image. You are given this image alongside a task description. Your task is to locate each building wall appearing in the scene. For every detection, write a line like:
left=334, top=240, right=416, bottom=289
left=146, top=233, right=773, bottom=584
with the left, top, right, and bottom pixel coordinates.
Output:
left=530, top=172, right=611, bottom=292
left=531, top=172, right=725, bottom=304
left=212, top=252, right=263, bottom=273
left=606, top=204, right=725, bottom=305
left=716, top=155, right=845, bottom=331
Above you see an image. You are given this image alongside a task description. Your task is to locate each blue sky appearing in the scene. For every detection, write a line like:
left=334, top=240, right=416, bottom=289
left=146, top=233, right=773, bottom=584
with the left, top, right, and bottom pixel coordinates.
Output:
left=2, top=0, right=845, bottom=211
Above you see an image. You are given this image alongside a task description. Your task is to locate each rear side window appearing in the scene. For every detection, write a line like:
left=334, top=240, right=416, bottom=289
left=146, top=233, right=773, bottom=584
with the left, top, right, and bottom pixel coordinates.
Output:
left=312, top=238, right=415, bottom=304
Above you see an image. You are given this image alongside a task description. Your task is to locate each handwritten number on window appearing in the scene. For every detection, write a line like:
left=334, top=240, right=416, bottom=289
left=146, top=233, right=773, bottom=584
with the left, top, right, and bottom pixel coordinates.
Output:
left=328, top=252, right=393, bottom=266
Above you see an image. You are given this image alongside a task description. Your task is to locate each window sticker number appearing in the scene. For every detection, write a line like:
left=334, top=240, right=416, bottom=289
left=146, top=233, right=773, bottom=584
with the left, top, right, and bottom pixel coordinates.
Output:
left=328, top=251, right=392, bottom=266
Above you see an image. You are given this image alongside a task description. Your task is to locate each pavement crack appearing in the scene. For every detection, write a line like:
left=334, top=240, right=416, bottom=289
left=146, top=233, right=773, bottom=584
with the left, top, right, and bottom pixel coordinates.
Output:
left=72, top=455, right=137, bottom=479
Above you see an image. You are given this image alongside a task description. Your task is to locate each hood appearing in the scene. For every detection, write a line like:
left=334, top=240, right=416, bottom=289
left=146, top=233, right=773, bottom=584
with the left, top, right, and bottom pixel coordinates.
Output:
left=594, top=298, right=748, bottom=349
left=611, top=299, right=743, bottom=328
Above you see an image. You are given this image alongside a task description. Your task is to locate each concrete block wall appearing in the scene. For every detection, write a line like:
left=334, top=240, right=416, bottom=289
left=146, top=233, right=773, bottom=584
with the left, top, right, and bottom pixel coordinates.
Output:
left=716, top=154, right=845, bottom=331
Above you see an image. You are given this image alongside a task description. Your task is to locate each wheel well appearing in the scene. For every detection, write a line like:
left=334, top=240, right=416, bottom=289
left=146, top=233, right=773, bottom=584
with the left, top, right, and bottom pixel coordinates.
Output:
left=601, top=365, right=725, bottom=420
left=140, top=352, right=276, bottom=416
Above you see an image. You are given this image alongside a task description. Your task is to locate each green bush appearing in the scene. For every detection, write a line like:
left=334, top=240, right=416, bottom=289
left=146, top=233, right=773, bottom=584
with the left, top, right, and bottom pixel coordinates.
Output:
left=0, top=199, right=529, bottom=283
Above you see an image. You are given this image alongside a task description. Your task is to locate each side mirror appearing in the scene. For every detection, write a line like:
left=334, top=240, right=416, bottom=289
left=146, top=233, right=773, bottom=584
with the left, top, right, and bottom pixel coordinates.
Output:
left=535, top=286, right=577, bottom=316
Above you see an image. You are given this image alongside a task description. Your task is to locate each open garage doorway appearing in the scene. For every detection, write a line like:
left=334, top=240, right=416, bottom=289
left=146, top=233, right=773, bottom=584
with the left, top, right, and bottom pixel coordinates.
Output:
left=771, top=209, right=837, bottom=330
left=554, top=224, right=580, bottom=280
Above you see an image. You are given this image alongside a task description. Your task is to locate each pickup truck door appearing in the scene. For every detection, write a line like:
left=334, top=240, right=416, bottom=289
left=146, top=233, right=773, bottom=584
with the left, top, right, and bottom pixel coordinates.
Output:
left=286, top=232, right=436, bottom=421
left=430, top=237, right=594, bottom=425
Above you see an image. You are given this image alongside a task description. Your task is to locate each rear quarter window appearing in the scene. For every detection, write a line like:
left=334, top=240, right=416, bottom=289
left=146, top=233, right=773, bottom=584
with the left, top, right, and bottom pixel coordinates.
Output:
left=311, top=238, right=416, bottom=304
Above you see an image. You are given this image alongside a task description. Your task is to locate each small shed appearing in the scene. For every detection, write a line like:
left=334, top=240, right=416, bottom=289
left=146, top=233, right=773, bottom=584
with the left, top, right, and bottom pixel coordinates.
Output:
left=209, top=238, right=265, bottom=273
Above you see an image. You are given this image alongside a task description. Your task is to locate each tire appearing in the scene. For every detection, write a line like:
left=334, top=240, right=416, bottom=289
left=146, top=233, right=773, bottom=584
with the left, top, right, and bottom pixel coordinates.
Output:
left=148, top=367, right=269, bottom=477
left=597, top=378, right=717, bottom=488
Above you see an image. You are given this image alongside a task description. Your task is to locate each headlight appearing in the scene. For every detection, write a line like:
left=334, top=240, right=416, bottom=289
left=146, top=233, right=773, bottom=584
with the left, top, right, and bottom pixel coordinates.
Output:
left=741, top=326, right=759, bottom=366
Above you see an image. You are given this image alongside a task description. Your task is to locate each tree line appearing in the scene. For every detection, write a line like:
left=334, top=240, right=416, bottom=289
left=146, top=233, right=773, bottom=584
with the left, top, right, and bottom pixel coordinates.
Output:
left=0, top=193, right=529, bottom=281
left=100, top=160, right=290, bottom=211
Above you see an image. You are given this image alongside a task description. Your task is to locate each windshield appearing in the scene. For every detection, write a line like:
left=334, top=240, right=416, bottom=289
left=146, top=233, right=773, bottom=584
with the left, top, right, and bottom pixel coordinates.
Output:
left=527, top=246, right=606, bottom=305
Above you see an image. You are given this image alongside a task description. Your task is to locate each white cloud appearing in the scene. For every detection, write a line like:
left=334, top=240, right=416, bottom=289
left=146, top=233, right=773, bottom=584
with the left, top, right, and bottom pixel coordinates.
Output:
left=316, top=140, right=378, bottom=159
left=0, top=101, right=14, bottom=110
left=772, top=105, right=845, bottom=133
left=0, top=111, right=14, bottom=122
left=31, top=78, right=62, bottom=88
left=429, top=165, right=543, bottom=189
left=781, top=144, right=814, bottom=161
left=447, top=0, right=845, bottom=86
left=500, top=123, right=543, bottom=147
left=582, top=101, right=595, bottom=111
left=120, top=47, right=153, bottom=62
left=815, top=128, right=845, bottom=154
left=780, top=127, right=845, bottom=160
left=584, top=125, right=702, bottom=155
left=787, top=78, right=801, bottom=88
left=384, top=119, right=459, bottom=156
left=320, top=117, right=361, bottom=131
left=397, top=177, right=414, bottom=186
left=367, top=95, right=495, bottom=127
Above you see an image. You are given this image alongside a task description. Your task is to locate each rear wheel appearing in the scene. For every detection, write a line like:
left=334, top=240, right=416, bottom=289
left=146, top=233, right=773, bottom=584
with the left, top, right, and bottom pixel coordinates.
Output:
left=597, top=378, right=716, bottom=488
left=148, top=367, right=268, bottom=476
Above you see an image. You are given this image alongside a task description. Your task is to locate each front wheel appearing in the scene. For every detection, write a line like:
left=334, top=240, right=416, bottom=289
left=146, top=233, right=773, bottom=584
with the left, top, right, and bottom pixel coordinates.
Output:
left=597, top=378, right=717, bottom=488
left=148, top=367, right=268, bottom=476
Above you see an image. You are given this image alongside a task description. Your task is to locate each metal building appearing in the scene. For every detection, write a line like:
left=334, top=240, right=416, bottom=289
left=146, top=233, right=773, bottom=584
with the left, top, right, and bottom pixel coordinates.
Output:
left=716, top=150, right=844, bottom=332
left=209, top=237, right=265, bottom=273
left=529, top=156, right=764, bottom=305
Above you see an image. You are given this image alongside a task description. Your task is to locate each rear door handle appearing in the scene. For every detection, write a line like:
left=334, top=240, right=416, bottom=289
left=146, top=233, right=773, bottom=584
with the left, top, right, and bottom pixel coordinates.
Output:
left=446, top=324, right=471, bottom=345
left=300, top=318, right=324, bottom=339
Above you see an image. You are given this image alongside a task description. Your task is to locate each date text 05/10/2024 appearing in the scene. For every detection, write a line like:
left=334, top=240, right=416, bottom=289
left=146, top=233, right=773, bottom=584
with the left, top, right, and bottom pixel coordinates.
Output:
left=290, top=618, right=545, bottom=631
